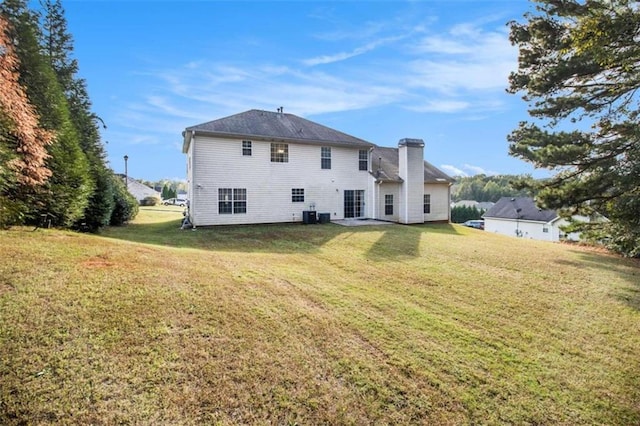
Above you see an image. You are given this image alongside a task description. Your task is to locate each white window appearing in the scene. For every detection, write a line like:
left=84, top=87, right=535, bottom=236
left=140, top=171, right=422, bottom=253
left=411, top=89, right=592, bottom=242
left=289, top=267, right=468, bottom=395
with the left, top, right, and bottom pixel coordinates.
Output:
left=219, top=188, right=246, bottom=214
left=242, top=140, right=252, bottom=156
left=385, top=194, right=393, bottom=215
left=424, top=194, right=431, bottom=214
left=271, top=143, right=288, bottom=162
left=359, top=150, right=368, bottom=171
left=321, top=147, right=331, bottom=169
left=292, top=188, right=304, bottom=203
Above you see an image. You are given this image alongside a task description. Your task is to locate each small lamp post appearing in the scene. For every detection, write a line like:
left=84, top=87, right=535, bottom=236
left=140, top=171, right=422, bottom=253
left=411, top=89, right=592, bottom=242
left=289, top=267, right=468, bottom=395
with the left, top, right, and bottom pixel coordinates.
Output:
left=124, top=155, right=129, bottom=189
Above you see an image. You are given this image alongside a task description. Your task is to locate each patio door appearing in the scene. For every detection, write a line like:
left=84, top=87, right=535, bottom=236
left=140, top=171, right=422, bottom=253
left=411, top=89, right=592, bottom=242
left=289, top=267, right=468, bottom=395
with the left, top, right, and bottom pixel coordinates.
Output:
left=344, top=190, right=365, bottom=218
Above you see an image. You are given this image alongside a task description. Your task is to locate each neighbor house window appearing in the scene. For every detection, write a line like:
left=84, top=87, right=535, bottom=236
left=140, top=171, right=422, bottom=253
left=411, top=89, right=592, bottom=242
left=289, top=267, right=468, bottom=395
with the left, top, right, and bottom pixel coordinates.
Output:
left=543, top=225, right=549, bottom=233
left=271, top=143, right=288, bottom=162
left=242, top=140, right=252, bottom=156
left=321, top=147, right=331, bottom=169
left=219, top=188, right=247, bottom=214
left=359, top=150, right=368, bottom=171
left=385, top=194, right=393, bottom=215
left=292, top=188, right=304, bottom=203
left=424, top=194, right=431, bottom=214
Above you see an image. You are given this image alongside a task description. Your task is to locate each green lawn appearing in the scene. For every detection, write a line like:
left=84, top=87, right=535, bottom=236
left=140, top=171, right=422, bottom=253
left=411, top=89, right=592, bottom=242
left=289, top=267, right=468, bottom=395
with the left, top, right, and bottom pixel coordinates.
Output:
left=1, top=206, right=639, bottom=424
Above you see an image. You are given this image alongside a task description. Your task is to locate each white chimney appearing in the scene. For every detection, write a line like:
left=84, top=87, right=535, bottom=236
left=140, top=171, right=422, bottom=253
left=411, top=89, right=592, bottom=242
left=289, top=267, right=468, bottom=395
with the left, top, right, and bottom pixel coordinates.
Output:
left=398, top=138, right=425, bottom=224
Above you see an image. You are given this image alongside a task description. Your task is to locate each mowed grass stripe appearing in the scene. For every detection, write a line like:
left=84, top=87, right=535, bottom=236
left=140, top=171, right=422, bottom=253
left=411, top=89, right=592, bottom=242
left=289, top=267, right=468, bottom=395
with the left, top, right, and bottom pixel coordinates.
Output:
left=0, top=206, right=638, bottom=424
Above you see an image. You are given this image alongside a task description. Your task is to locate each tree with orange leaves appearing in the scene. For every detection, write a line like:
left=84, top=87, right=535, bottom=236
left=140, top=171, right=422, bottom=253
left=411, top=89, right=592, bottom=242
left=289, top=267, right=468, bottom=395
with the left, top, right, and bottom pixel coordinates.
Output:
left=0, top=14, right=52, bottom=187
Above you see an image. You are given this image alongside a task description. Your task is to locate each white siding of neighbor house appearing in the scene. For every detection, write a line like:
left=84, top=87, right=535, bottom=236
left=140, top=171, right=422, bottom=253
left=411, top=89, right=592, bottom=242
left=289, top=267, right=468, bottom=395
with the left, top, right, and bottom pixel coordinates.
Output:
left=424, top=183, right=450, bottom=222
left=484, top=218, right=560, bottom=241
left=189, top=135, right=370, bottom=226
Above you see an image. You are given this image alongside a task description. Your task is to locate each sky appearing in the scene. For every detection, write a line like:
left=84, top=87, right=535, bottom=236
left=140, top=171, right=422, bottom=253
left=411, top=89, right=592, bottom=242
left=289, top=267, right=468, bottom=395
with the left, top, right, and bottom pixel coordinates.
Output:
left=55, top=0, right=544, bottom=182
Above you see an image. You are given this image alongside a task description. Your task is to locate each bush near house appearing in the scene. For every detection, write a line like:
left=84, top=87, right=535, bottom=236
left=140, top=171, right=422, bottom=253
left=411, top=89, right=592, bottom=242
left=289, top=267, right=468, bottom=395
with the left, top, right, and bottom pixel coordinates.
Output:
left=140, top=196, right=161, bottom=206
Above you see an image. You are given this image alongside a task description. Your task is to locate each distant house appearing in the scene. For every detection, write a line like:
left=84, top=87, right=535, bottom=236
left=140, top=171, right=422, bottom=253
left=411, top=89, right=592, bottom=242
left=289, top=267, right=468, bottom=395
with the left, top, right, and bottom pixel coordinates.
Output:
left=483, top=197, right=563, bottom=241
left=120, top=175, right=161, bottom=204
left=181, top=109, right=454, bottom=227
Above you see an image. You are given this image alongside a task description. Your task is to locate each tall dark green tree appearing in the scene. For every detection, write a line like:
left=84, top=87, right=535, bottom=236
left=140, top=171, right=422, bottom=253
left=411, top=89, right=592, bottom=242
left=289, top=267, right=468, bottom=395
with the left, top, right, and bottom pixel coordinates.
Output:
left=508, top=0, right=640, bottom=257
left=39, top=0, right=115, bottom=231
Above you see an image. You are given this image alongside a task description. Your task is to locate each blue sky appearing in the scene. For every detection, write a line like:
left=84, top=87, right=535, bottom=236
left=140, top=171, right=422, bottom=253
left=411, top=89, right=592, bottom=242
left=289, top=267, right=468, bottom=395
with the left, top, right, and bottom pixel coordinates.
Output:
left=58, top=0, right=541, bottom=181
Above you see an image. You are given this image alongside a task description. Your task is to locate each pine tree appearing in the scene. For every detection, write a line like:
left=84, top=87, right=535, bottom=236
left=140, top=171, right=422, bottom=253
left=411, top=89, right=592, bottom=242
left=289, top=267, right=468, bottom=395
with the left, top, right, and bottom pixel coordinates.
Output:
left=508, top=0, right=640, bottom=256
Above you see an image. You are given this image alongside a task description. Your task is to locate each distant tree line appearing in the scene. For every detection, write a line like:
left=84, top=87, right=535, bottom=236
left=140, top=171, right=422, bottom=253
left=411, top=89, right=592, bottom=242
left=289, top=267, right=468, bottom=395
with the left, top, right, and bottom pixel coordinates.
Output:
left=0, top=0, right=137, bottom=231
left=451, top=174, right=534, bottom=203
left=451, top=206, right=485, bottom=224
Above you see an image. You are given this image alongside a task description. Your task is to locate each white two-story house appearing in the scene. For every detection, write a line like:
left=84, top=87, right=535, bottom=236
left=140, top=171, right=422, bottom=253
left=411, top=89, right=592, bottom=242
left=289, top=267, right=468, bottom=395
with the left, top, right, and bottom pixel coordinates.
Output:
left=182, top=109, right=453, bottom=227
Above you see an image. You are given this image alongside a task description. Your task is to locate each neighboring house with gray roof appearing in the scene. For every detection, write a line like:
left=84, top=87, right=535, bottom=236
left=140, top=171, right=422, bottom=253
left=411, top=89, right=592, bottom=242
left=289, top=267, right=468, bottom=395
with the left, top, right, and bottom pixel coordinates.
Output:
left=483, top=197, right=564, bottom=241
left=118, top=175, right=162, bottom=204
left=182, top=109, right=453, bottom=226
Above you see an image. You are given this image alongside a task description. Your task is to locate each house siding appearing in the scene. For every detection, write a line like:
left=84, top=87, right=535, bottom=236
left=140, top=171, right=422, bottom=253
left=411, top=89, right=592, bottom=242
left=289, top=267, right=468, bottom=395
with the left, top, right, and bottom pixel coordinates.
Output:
left=424, top=183, right=450, bottom=222
left=190, top=135, right=369, bottom=226
left=484, top=217, right=559, bottom=241
left=398, top=141, right=425, bottom=224
left=374, top=182, right=400, bottom=222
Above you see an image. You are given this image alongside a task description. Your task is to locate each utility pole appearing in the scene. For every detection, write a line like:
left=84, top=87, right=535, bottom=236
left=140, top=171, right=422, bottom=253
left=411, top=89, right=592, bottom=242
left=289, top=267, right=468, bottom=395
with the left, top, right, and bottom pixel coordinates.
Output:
left=124, top=155, right=129, bottom=189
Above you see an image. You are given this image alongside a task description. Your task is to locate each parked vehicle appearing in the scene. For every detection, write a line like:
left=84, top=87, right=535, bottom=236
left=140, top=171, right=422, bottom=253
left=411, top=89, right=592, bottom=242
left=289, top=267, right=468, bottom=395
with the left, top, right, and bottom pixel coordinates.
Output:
left=463, top=219, right=484, bottom=230
left=163, top=198, right=188, bottom=207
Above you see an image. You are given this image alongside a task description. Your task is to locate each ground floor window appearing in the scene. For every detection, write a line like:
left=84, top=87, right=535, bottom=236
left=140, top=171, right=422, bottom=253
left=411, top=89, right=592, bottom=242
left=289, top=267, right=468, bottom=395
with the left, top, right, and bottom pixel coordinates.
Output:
left=385, top=194, right=393, bottom=215
left=292, top=188, right=304, bottom=202
left=424, top=194, right=431, bottom=214
left=219, top=188, right=246, bottom=214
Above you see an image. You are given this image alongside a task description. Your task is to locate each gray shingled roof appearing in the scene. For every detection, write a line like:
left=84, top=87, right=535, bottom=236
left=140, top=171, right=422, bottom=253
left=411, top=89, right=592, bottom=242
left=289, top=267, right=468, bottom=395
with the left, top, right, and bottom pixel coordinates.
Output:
left=370, top=146, right=454, bottom=184
left=186, top=109, right=374, bottom=148
left=483, top=197, right=558, bottom=222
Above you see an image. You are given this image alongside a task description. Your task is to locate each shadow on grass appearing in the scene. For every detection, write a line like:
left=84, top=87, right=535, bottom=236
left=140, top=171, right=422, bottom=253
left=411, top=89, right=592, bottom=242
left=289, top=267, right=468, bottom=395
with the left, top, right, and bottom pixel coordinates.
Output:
left=556, top=251, right=640, bottom=311
left=102, top=216, right=462, bottom=257
left=366, top=223, right=462, bottom=261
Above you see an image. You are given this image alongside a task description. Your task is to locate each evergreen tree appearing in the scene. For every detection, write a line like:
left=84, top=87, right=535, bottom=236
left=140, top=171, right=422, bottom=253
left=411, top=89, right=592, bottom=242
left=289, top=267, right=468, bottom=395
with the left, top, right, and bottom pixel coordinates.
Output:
left=508, top=0, right=640, bottom=256
left=0, top=7, right=54, bottom=226
left=40, top=0, right=115, bottom=231
left=1, top=0, right=92, bottom=227
left=110, top=174, right=138, bottom=226
left=161, top=184, right=170, bottom=200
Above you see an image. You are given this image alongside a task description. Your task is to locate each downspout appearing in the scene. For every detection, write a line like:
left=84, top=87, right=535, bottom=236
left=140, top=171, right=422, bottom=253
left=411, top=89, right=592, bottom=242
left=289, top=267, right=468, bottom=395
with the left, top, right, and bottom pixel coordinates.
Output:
left=447, top=182, right=452, bottom=223
left=189, top=130, right=196, bottom=227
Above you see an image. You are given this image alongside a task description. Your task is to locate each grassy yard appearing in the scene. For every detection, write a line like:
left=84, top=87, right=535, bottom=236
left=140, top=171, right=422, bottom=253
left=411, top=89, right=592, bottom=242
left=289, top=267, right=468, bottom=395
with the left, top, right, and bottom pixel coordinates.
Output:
left=1, top=206, right=639, bottom=425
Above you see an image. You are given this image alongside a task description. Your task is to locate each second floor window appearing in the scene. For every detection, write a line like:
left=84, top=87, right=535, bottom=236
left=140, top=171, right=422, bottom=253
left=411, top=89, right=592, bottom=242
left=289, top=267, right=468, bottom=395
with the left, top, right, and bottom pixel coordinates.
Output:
left=321, top=147, right=331, bottom=169
left=271, top=143, right=288, bottom=162
left=242, top=140, right=252, bottom=156
left=359, top=149, right=368, bottom=171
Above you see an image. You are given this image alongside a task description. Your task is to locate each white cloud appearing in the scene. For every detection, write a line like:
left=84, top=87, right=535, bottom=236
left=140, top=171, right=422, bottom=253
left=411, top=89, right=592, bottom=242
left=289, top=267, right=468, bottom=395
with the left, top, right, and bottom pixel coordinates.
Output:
left=406, top=99, right=470, bottom=113
left=441, top=164, right=467, bottom=177
left=302, top=34, right=406, bottom=66
left=113, top=14, right=518, bottom=147
left=441, top=164, right=500, bottom=177
left=463, top=164, right=499, bottom=176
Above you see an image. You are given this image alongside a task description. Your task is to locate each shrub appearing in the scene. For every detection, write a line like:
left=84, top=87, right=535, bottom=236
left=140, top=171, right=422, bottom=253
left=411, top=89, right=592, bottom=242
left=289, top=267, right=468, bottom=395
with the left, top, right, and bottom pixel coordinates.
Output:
left=140, top=196, right=161, bottom=206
